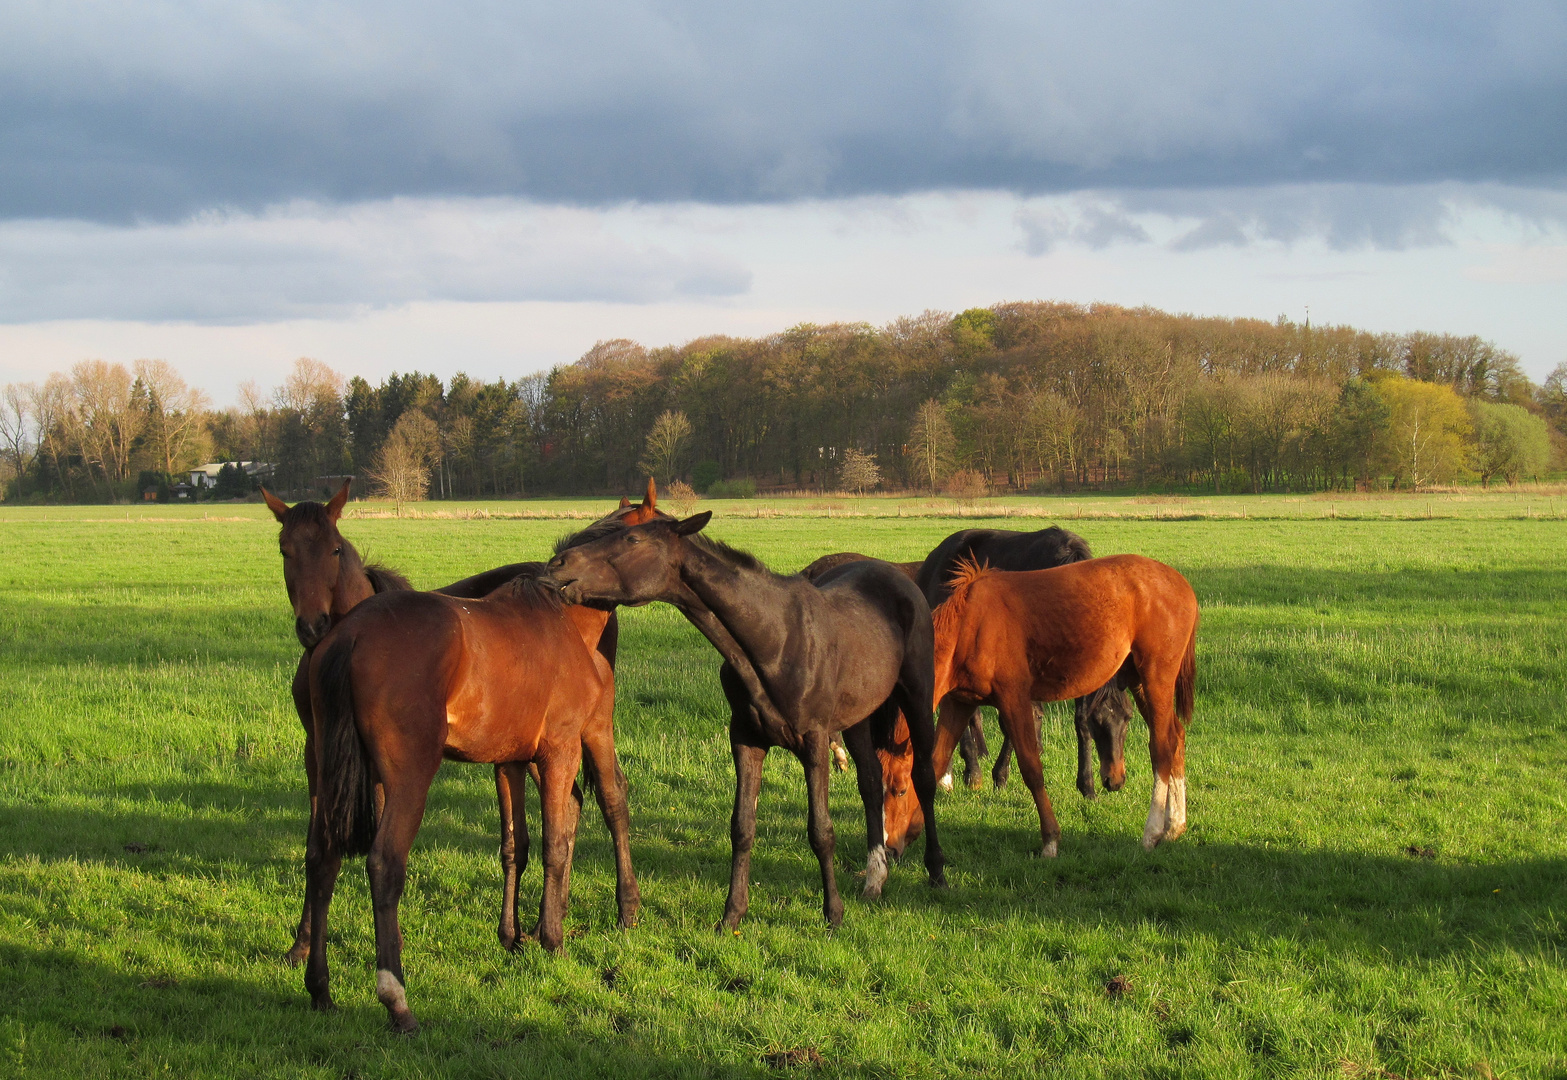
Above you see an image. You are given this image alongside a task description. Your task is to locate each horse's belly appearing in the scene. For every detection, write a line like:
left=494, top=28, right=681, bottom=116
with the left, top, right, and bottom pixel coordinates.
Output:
left=442, top=702, right=541, bottom=764
left=1030, top=653, right=1124, bottom=704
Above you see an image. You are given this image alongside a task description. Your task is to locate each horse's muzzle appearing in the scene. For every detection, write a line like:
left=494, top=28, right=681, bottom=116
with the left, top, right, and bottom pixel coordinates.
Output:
left=296, top=613, right=331, bottom=650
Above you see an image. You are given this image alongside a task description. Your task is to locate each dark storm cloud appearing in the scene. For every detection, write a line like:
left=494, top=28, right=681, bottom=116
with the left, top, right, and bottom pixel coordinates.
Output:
left=1, top=1, right=1564, bottom=222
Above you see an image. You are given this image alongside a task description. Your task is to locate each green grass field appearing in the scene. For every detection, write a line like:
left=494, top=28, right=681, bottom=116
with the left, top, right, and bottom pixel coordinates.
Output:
left=1, top=495, right=1564, bottom=1078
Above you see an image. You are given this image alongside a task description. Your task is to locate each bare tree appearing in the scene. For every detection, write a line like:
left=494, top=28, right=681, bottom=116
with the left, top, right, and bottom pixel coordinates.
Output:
left=638, top=409, right=693, bottom=484
left=29, top=376, right=74, bottom=497
left=0, top=383, right=35, bottom=498
left=71, top=360, right=140, bottom=489
left=371, top=409, right=440, bottom=511
left=908, top=399, right=956, bottom=492
left=135, top=359, right=212, bottom=475
left=838, top=447, right=882, bottom=495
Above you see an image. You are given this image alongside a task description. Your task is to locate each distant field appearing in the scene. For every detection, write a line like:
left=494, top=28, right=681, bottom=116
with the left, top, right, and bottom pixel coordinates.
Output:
left=0, top=496, right=1564, bottom=1078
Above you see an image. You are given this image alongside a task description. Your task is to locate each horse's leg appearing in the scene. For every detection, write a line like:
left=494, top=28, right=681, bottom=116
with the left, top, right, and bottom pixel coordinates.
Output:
left=830, top=733, right=850, bottom=772
left=301, top=803, right=341, bottom=1014
left=1072, top=696, right=1097, bottom=800
left=996, top=686, right=1062, bottom=857
left=799, top=730, right=844, bottom=928
left=285, top=654, right=315, bottom=966
left=932, top=697, right=978, bottom=791
left=580, top=696, right=640, bottom=929
left=893, top=683, right=948, bottom=890
left=992, top=706, right=1035, bottom=791
left=1137, top=670, right=1188, bottom=850
left=841, top=717, right=888, bottom=899
left=721, top=699, right=769, bottom=931
left=535, top=742, right=585, bottom=953
left=494, top=761, right=530, bottom=950
left=366, top=772, right=434, bottom=1034
left=958, top=716, right=987, bottom=791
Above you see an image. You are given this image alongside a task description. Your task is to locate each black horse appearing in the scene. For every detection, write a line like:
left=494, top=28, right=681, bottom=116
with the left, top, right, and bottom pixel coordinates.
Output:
left=548, top=512, right=947, bottom=929
left=914, top=526, right=1136, bottom=798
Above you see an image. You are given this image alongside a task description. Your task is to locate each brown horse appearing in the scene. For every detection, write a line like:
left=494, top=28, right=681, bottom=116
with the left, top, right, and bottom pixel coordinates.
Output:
left=266, top=478, right=665, bottom=963
left=883, top=554, right=1198, bottom=858
left=303, top=567, right=623, bottom=1032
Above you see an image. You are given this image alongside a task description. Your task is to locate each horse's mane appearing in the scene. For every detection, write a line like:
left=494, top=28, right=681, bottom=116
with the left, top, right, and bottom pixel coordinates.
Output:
left=554, top=517, right=623, bottom=553
left=688, top=533, right=765, bottom=572
left=1055, top=528, right=1093, bottom=563
left=945, top=554, right=993, bottom=593
left=933, top=556, right=992, bottom=635
left=506, top=563, right=565, bottom=611
left=364, top=563, right=413, bottom=593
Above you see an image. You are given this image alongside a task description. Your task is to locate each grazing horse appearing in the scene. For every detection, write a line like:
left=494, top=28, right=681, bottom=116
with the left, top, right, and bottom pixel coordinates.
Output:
left=885, top=555, right=1197, bottom=859
left=303, top=568, right=622, bottom=1032
left=266, top=478, right=665, bottom=963
left=548, top=514, right=947, bottom=929
left=915, top=526, right=1136, bottom=796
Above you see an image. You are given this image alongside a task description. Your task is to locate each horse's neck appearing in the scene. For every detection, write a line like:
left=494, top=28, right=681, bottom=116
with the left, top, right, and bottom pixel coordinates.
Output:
left=331, top=538, right=376, bottom=618
left=676, top=546, right=797, bottom=723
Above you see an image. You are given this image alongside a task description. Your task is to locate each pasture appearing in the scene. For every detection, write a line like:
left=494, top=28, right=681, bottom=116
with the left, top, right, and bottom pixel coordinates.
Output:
left=0, top=497, right=1563, bottom=1078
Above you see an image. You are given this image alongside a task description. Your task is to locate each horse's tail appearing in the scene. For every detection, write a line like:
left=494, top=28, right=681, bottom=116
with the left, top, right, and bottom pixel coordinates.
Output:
left=314, top=633, right=379, bottom=856
left=1174, top=619, right=1197, bottom=725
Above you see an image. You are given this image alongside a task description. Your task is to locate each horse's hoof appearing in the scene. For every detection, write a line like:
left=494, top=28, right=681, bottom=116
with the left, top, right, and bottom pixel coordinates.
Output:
left=928, top=869, right=949, bottom=889
left=310, top=995, right=336, bottom=1013
left=388, top=1010, right=420, bottom=1035
left=861, top=883, right=883, bottom=900
left=1040, top=839, right=1059, bottom=858
left=1164, top=821, right=1187, bottom=843
left=282, top=945, right=308, bottom=968
left=938, top=773, right=954, bottom=793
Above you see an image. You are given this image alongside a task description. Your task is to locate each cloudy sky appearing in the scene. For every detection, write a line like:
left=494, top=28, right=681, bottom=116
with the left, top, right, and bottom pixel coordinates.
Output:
left=1, top=1, right=1564, bottom=402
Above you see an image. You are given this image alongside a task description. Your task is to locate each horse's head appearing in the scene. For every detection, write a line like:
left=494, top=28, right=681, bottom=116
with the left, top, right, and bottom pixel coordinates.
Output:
left=265, top=479, right=354, bottom=649
left=548, top=511, right=712, bottom=607
left=880, top=718, right=924, bottom=858
left=1082, top=686, right=1133, bottom=793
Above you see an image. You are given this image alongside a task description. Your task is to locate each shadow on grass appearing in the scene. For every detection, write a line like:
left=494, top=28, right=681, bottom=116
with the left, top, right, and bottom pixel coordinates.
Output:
left=3, top=766, right=1563, bottom=970
left=0, top=943, right=758, bottom=1079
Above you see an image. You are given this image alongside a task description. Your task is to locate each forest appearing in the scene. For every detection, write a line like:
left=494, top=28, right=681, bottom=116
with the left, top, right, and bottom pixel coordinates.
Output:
left=3, top=301, right=1564, bottom=502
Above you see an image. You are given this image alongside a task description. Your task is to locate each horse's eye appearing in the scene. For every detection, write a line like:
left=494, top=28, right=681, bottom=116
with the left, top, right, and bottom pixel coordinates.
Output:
left=625, top=533, right=643, bottom=544
left=280, top=550, right=288, bottom=559
left=333, top=547, right=342, bottom=557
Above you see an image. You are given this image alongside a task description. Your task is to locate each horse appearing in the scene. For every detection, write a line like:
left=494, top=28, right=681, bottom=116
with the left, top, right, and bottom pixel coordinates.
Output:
left=914, top=526, right=1136, bottom=796
left=547, top=513, right=947, bottom=929
left=265, top=478, right=666, bottom=962
left=883, top=554, right=1198, bottom=860
left=302, top=567, right=622, bottom=1032
left=798, top=552, right=924, bottom=772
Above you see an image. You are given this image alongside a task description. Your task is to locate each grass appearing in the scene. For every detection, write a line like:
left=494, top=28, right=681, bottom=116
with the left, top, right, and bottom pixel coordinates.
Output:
left=0, top=497, right=1564, bottom=1077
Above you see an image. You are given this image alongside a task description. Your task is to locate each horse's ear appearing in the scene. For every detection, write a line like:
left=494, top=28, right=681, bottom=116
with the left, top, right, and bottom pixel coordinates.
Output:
left=325, top=478, right=352, bottom=522
left=643, top=476, right=657, bottom=509
left=618, top=496, right=631, bottom=508
left=262, top=487, right=289, bottom=522
left=673, top=511, right=712, bottom=536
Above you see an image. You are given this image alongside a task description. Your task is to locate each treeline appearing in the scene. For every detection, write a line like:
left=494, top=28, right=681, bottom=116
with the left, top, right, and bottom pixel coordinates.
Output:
left=3, top=302, right=1565, bottom=502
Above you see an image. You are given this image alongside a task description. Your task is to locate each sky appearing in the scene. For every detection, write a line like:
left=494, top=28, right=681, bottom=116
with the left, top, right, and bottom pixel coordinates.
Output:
left=1, top=1, right=1564, bottom=404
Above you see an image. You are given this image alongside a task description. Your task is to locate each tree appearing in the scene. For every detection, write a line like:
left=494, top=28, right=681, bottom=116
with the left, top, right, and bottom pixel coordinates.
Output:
left=134, top=359, right=212, bottom=475
left=0, top=383, right=34, bottom=499
left=1374, top=375, right=1471, bottom=489
left=371, top=409, right=440, bottom=510
left=1468, top=401, right=1551, bottom=486
left=908, top=400, right=955, bottom=491
left=637, top=409, right=692, bottom=485
left=837, top=448, right=882, bottom=495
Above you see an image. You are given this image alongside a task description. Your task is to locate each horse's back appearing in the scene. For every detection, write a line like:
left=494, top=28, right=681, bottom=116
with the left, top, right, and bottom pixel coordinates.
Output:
left=918, top=526, right=1092, bottom=605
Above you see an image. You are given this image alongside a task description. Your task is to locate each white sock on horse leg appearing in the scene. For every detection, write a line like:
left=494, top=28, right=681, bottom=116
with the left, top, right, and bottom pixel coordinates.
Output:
left=1142, top=774, right=1170, bottom=851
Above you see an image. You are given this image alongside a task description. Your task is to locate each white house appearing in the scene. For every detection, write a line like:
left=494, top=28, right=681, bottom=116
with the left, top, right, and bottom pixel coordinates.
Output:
left=188, top=461, right=275, bottom=489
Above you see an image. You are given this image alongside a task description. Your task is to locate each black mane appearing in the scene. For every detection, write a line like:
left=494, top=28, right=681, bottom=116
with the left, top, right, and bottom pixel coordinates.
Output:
left=688, top=532, right=766, bottom=573
left=554, top=517, right=626, bottom=553
left=505, top=563, right=565, bottom=611
left=365, top=563, right=414, bottom=593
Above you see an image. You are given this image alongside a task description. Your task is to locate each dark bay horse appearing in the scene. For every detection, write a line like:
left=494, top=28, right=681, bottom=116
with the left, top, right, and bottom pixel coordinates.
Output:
left=303, top=568, right=622, bottom=1032
left=266, top=478, right=665, bottom=962
left=888, top=555, right=1197, bottom=858
left=548, top=514, right=947, bottom=929
left=915, top=526, right=1136, bottom=796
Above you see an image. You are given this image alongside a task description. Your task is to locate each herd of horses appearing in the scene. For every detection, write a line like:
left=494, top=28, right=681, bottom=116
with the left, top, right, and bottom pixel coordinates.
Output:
left=264, top=479, right=1199, bottom=1033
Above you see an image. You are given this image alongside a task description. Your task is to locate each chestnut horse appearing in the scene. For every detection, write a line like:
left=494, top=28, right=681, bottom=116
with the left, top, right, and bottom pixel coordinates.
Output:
left=266, top=478, right=666, bottom=963
left=884, top=554, right=1198, bottom=859
left=914, top=526, right=1135, bottom=796
left=303, top=566, right=622, bottom=1032
left=548, top=514, right=947, bottom=929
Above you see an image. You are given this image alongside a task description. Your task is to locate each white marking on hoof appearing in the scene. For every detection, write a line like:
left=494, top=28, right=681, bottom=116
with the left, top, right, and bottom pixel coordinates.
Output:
left=1040, top=839, right=1059, bottom=858
left=1142, top=775, right=1171, bottom=851
left=862, top=844, right=888, bottom=898
left=1164, top=777, right=1188, bottom=842
left=376, top=969, right=408, bottom=1011
left=831, top=744, right=850, bottom=772
left=938, top=771, right=954, bottom=793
